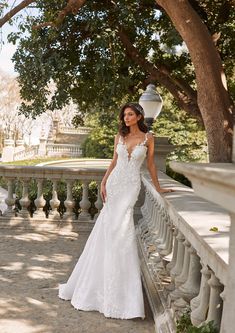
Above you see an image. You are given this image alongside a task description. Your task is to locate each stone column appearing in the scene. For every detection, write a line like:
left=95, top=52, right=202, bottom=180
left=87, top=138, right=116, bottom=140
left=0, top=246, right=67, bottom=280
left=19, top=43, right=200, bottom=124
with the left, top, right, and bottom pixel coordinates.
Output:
left=154, top=136, right=174, bottom=173
left=63, top=180, right=75, bottom=220
left=191, top=264, right=211, bottom=326
left=166, top=228, right=178, bottom=273
left=78, top=181, right=91, bottom=221
left=4, top=178, right=15, bottom=217
left=206, top=272, right=223, bottom=329
left=34, top=179, right=46, bottom=218
left=19, top=179, right=31, bottom=218
left=179, top=247, right=201, bottom=302
left=2, top=138, right=15, bottom=162
left=49, top=180, right=60, bottom=219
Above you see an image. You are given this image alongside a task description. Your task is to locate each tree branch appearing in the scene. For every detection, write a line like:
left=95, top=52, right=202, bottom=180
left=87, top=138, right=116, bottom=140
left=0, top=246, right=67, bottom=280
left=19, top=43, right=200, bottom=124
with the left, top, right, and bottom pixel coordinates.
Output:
left=33, top=0, right=87, bottom=29
left=117, top=25, right=202, bottom=121
left=0, top=0, right=35, bottom=28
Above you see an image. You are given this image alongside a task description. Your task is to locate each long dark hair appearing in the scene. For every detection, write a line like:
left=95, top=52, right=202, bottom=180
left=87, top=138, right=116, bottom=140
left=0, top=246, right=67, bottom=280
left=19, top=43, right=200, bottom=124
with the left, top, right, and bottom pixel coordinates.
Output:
left=118, top=102, right=148, bottom=137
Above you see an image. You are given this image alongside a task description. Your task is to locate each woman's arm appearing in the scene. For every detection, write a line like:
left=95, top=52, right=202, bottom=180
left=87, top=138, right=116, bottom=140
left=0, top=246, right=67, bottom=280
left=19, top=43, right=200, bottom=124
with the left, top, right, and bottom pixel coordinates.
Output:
left=146, top=133, right=173, bottom=193
left=100, top=133, right=119, bottom=201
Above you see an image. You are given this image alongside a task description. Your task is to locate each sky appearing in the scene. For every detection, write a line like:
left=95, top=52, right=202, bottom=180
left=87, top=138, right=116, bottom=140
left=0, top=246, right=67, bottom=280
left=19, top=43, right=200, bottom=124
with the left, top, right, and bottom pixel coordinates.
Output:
left=0, top=24, right=18, bottom=76
left=0, top=0, right=37, bottom=76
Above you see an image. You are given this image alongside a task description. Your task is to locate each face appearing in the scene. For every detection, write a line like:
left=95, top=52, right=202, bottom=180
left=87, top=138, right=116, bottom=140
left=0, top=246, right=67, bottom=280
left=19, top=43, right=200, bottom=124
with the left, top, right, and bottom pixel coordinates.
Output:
left=123, top=107, right=141, bottom=127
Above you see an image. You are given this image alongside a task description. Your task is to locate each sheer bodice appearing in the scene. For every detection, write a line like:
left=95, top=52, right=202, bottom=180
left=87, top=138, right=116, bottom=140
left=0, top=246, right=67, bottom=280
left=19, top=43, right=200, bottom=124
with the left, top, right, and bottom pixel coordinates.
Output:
left=105, top=133, right=148, bottom=203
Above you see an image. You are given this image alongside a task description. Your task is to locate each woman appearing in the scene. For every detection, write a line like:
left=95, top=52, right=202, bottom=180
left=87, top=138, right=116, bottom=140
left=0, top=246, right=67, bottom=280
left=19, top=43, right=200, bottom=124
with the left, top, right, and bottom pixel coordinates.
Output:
left=58, top=102, right=173, bottom=320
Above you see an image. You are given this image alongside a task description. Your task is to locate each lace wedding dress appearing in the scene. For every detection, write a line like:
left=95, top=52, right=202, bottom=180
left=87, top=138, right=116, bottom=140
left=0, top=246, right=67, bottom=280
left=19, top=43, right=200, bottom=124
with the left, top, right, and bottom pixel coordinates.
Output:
left=58, top=133, right=149, bottom=319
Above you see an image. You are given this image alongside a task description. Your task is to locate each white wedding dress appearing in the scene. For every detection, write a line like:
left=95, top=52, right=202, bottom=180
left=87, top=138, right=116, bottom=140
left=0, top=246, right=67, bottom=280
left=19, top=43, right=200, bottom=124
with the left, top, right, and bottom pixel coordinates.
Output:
left=58, top=133, right=149, bottom=319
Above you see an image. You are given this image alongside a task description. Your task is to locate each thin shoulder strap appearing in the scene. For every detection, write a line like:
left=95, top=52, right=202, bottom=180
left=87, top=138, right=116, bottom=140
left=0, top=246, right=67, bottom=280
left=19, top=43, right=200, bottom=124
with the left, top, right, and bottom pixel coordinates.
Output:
left=142, top=132, right=148, bottom=145
left=118, top=134, right=124, bottom=144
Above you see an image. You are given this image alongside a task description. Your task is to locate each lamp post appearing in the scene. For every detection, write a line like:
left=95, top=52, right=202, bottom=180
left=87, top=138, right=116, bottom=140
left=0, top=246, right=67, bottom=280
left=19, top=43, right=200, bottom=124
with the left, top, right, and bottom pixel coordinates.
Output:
left=138, top=83, right=174, bottom=173
left=139, top=84, right=163, bottom=131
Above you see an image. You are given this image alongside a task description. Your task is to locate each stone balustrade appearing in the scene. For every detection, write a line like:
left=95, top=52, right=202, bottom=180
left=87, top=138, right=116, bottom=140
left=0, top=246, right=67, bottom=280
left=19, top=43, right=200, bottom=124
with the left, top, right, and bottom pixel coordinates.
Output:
left=46, top=144, right=82, bottom=157
left=0, top=165, right=106, bottom=232
left=58, top=126, right=91, bottom=135
left=0, top=162, right=231, bottom=332
left=13, top=146, right=39, bottom=161
left=137, top=170, right=230, bottom=333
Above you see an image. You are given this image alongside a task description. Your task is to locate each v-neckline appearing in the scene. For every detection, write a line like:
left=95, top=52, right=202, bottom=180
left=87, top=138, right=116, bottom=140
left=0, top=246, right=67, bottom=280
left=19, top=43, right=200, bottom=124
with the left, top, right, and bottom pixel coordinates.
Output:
left=120, top=133, right=148, bottom=161
left=123, top=142, right=147, bottom=161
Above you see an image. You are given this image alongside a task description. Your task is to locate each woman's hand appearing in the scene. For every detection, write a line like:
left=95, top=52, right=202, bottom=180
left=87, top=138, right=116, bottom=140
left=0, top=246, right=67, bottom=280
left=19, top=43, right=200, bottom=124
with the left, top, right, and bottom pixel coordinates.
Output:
left=101, top=181, right=107, bottom=202
left=157, top=187, right=174, bottom=194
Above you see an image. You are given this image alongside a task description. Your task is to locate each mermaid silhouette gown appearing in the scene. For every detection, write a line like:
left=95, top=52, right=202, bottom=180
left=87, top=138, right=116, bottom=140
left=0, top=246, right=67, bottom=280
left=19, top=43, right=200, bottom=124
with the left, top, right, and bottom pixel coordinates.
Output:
left=58, top=133, right=149, bottom=319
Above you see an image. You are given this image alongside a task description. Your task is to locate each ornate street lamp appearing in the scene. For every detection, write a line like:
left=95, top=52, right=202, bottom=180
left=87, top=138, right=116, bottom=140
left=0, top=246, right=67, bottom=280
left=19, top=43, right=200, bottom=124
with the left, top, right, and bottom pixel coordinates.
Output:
left=139, top=84, right=174, bottom=173
left=139, top=84, right=163, bottom=131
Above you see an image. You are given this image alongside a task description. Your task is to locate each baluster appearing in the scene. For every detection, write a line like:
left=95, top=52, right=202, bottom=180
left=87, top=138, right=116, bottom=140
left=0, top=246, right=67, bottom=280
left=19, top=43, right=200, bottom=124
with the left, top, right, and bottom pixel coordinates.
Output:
left=19, top=179, right=31, bottom=218
left=141, top=193, right=155, bottom=238
left=34, top=179, right=46, bottom=218
left=191, top=264, right=211, bottom=326
left=159, top=220, right=173, bottom=256
left=78, top=181, right=91, bottom=221
left=49, top=180, right=60, bottom=219
left=205, top=272, right=223, bottom=329
left=170, top=240, right=191, bottom=302
left=166, top=228, right=178, bottom=273
left=179, top=246, right=201, bottom=302
left=170, top=231, right=185, bottom=281
left=94, top=181, right=103, bottom=220
left=4, top=178, right=15, bottom=217
left=167, top=231, right=185, bottom=302
left=144, top=202, right=159, bottom=251
left=63, top=180, right=75, bottom=220
left=176, top=240, right=191, bottom=287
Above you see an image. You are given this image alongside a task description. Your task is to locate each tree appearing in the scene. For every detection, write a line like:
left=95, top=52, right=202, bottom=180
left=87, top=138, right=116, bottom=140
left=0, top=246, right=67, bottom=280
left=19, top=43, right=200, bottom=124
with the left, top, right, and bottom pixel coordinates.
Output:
left=1, top=0, right=235, bottom=161
left=0, top=70, right=37, bottom=143
left=156, top=0, right=234, bottom=162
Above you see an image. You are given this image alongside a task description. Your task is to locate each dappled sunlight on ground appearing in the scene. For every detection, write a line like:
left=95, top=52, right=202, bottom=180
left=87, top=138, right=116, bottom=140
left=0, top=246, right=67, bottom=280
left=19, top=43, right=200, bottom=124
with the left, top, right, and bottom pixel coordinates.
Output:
left=0, top=227, right=154, bottom=333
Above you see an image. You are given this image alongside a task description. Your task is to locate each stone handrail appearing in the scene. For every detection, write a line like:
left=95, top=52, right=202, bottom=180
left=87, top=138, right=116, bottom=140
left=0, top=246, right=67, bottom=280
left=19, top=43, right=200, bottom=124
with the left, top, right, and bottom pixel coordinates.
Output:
left=13, top=146, right=39, bottom=161
left=138, top=170, right=229, bottom=332
left=0, top=165, right=106, bottom=231
left=46, top=143, right=82, bottom=157
left=0, top=163, right=230, bottom=332
left=58, top=126, right=91, bottom=135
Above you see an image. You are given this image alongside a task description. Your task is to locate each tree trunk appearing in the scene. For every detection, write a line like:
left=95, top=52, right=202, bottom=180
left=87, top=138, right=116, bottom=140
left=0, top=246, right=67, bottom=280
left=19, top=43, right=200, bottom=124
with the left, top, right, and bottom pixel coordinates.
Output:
left=156, top=0, right=234, bottom=162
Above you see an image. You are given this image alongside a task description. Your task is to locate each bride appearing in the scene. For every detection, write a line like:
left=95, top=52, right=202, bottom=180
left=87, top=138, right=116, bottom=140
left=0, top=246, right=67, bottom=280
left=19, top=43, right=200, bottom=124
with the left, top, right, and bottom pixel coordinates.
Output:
left=58, top=102, right=173, bottom=320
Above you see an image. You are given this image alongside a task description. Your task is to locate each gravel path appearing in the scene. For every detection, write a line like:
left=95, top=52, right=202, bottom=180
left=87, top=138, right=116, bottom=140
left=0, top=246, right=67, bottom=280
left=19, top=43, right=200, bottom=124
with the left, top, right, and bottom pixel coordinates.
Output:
left=0, top=226, right=155, bottom=333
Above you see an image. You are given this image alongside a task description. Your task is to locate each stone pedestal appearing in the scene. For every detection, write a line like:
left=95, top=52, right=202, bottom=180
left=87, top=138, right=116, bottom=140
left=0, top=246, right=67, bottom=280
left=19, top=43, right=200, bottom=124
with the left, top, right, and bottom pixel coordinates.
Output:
left=38, top=138, right=47, bottom=157
left=2, top=139, right=15, bottom=162
left=154, top=136, right=174, bottom=173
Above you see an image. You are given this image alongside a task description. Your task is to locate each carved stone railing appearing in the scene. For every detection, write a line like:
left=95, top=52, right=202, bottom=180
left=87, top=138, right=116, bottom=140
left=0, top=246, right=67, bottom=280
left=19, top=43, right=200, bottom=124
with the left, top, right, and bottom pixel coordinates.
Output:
left=58, top=126, right=91, bottom=135
left=46, top=143, right=82, bottom=157
left=0, top=163, right=230, bottom=332
left=0, top=165, right=106, bottom=232
left=13, top=146, right=39, bottom=161
left=137, top=170, right=229, bottom=333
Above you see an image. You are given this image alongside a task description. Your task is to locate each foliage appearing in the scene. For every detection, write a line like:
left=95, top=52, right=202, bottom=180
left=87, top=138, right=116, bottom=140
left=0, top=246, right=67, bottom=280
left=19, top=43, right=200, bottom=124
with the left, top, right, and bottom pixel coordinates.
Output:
left=152, top=92, right=207, bottom=186
left=152, top=93, right=207, bottom=163
left=10, top=178, right=99, bottom=218
left=81, top=106, right=119, bottom=159
left=176, top=310, right=219, bottom=333
left=5, top=0, right=234, bottom=120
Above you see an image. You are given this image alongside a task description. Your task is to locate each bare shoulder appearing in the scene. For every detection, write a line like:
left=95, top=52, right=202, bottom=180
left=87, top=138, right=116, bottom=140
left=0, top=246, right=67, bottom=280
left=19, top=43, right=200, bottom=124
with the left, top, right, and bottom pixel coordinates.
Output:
left=114, top=132, right=121, bottom=143
left=146, top=132, right=154, bottom=144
